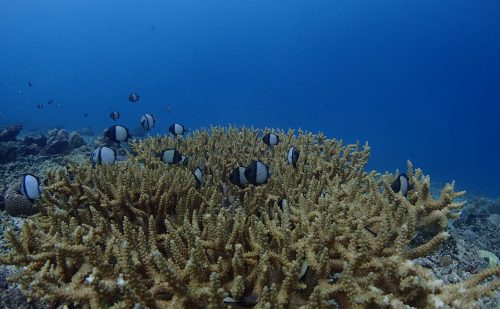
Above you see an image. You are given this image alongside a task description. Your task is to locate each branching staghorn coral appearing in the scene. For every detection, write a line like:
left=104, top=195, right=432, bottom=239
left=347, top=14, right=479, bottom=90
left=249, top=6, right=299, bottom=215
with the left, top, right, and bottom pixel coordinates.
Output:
left=0, top=126, right=498, bottom=308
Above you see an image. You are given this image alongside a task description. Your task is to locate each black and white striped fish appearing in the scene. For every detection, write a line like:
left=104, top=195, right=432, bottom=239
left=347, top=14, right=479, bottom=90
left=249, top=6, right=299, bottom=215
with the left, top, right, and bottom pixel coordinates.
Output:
left=140, top=113, right=156, bottom=130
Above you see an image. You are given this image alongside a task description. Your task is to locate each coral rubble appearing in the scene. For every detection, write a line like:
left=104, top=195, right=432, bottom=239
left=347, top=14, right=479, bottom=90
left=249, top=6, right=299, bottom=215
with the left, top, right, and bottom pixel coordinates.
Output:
left=0, top=127, right=498, bottom=308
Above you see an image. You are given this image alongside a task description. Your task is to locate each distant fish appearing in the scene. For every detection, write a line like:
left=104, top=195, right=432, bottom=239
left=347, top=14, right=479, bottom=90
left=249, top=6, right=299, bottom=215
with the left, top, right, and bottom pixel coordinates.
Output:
left=128, top=92, right=140, bottom=102
left=18, top=90, right=22, bottom=95
left=161, top=149, right=183, bottom=165
left=165, top=106, right=172, bottom=113
left=193, top=159, right=206, bottom=188
left=91, top=146, right=117, bottom=165
left=106, top=125, right=131, bottom=143
left=47, top=99, right=54, bottom=105
left=263, top=133, right=279, bottom=147
left=287, top=146, right=300, bottom=168
left=391, top=173, right=410, bottom=197
left=36, top=103, right=44, bottom=109
left=140, top=113, right=156, bottom=130
left=19, top=174, right=42, bottom=201
left=229, top=166, right=248, bottom=188
left=28, top=81, right=33, bottom=87
left=278, top=198, right=287, bottom=209
left=169, top=123, right=185, bottom=136
left=83, top=113, right=89, bottom=117
left=244, top=160, right=271, bottom=186
left=110, top=111, right=120, bottom=121
left=194, top=166, right=204, bottom=188
left=57, top=103, right=61, bottom=107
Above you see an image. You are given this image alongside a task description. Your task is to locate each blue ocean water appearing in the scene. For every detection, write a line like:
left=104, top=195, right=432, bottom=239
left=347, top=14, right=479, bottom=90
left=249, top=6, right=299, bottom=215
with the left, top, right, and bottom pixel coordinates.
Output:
left=0, top=1, right=499, bottom=197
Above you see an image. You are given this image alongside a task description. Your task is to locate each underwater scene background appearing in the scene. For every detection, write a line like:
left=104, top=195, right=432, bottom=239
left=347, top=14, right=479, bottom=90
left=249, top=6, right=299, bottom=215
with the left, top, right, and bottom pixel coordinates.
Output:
left=1, top=0, right=499, bottom=197
left=0, top=1, right=499, bottom=308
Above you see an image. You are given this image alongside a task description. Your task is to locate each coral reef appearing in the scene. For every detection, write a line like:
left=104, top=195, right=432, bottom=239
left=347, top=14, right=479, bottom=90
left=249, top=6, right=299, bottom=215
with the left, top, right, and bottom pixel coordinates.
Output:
left=0, top=142, right=19, bottom=164
left=0, top=127, right=498, bottom=308
left=414, top=199, right=500, bottom=308
left=0, top=124, right=22, bottom=142
left=69, top=132, right=85, bottom=149
left=0, top=125, right=87, bottom=164
left=458, top=197, right=500, bottom=228
left=0, top=210, right=44, bottom=308
left=46, top=129, right=70, bottom=154
left=23, top=133, right=48, bottom=148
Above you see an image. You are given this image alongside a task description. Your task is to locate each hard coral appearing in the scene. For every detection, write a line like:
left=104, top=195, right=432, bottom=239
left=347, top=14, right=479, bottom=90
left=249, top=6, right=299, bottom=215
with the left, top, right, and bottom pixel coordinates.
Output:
left=45, top=128, right=70, bottom=155
left=0, top=127, right=498, bottom=308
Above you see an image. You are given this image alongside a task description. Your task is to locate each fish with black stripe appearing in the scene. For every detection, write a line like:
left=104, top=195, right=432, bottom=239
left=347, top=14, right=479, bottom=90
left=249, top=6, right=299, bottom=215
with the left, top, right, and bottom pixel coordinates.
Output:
left=140, top=113, right=156, bottom=130
left=19, top=174, right=42, bottom=201
left=91, top=146, right=117, bottom=166
left=106, top=125, right=131, bottom=143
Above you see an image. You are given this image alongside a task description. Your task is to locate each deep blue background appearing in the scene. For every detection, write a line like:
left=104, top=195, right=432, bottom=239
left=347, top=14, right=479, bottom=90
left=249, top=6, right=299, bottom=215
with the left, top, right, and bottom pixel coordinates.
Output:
left=1, top=1, right=499, bottom=196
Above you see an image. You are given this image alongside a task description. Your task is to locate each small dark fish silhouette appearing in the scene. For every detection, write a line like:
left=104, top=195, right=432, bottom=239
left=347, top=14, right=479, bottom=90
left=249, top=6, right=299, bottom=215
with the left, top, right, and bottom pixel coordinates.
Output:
left=36, top=103, right=44, bottom=109
left=83, top=113, right=89, bottom=118
left=165, top=106, right=172, bottom=113
left=128, top=92, right=140, bottom=102
left=28, top=81, right=33, bottom=87
left=110, top=111, right=120, bottom=121
left=47, top=99, right=54, bottom=105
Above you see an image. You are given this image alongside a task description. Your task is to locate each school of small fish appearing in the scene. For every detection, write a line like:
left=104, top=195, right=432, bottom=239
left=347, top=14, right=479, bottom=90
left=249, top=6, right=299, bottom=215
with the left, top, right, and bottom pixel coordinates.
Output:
left=8, top=85, right=409, bottom=205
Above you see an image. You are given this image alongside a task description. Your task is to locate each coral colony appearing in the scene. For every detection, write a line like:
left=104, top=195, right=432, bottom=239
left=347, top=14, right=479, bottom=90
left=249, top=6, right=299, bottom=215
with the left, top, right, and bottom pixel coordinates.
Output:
left=1, top=127, right=499, bottom=308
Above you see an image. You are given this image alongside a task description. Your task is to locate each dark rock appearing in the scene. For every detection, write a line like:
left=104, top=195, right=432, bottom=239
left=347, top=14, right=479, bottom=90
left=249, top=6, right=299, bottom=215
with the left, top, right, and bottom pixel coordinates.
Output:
left=22, top=134, right=47, bottom=147
left=0, top=124, right=22, bottom=142
left=19, top=143, right=43, bottom=156
left=0, top=142, right=18, bottom=164
left=0, top=141, right=45, bottom=163
left=45, top=129, right=70, bottom=155
left=69, top=131, right=85, bottom=149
